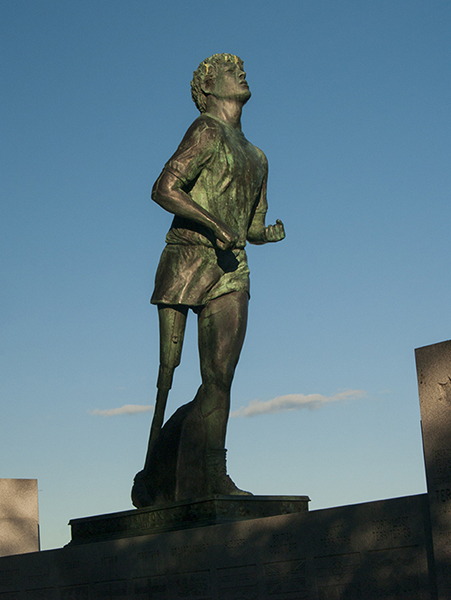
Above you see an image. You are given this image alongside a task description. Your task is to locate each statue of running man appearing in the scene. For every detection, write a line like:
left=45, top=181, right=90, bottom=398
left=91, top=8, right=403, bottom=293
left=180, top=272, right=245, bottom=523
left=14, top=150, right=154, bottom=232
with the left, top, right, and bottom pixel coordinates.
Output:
left=132, top=53, right=285, bottom=508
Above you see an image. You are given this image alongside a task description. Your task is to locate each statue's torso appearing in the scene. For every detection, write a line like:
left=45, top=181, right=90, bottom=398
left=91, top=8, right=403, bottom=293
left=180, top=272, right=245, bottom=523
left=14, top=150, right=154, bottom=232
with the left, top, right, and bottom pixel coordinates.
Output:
left=164, top=114, right=266, bottom=249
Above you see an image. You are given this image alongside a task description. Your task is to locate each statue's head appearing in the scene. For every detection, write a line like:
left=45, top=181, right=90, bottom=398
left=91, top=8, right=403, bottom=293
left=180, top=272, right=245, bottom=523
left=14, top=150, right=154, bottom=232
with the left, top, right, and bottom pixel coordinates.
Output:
left=191, top=53, right=247, bottom=113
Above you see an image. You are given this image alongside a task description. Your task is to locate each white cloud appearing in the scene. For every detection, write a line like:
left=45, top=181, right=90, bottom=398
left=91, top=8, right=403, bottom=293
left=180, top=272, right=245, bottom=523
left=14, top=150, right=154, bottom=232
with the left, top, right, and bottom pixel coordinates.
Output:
left=89, top=404, right=154, bottom=417
left=230, top=390, right=366, bottom=418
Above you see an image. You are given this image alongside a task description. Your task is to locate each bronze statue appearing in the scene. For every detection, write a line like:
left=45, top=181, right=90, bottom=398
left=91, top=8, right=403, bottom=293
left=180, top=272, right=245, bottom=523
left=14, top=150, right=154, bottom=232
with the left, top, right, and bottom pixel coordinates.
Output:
left=132, top=53, right=285, bottom=508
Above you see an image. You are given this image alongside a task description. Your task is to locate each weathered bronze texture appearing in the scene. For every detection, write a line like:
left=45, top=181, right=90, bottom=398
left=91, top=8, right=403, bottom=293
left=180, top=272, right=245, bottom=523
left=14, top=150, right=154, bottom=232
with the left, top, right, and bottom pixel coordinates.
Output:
left=132, top=54, right=285, bottom=508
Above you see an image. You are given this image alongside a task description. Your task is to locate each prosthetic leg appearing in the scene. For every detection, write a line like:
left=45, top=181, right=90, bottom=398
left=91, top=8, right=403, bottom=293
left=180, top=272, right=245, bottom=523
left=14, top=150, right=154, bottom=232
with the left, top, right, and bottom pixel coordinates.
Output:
left=132, top=304, right=189, bottom=508
left=143, top=304, right=188, bottom=472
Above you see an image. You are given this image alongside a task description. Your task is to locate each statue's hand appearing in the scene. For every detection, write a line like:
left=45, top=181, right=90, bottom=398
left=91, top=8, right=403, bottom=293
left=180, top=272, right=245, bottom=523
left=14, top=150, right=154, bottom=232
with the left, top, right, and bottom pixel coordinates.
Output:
left=264, top=219, right=285, bottom=242
left=214, top=223, right=239, bottom=251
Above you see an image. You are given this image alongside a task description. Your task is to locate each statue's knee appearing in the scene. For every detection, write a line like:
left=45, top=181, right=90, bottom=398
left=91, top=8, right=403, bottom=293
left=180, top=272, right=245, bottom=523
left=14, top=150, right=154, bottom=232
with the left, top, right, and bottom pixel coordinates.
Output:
left=202, top=374, right=232, bottom=394
left=202, top=362, right=234, bottom=387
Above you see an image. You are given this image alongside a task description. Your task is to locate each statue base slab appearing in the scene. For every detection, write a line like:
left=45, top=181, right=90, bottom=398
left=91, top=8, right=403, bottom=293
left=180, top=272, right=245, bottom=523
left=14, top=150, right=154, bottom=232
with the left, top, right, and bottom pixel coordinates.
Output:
left=69, top=495, right=310, bottom=544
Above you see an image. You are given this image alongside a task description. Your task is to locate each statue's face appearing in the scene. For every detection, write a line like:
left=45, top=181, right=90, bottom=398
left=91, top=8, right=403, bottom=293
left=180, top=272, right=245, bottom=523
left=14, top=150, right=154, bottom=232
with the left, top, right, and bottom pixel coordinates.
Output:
left=207, top=61, right=251, bottom=104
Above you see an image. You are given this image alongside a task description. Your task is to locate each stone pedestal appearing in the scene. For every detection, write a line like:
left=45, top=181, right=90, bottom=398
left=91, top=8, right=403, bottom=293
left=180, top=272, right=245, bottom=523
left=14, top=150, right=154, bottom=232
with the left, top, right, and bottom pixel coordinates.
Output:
left=69, top=495, right=310, bottom=544
left=416, top=339, right=451, bottom=600
left=0, top=479, right=39, bottom=557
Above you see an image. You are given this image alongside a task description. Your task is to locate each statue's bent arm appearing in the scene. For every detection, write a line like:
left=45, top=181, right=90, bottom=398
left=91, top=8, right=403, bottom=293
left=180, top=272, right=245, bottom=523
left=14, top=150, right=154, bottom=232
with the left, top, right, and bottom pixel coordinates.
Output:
left=151, top=170, right=239, bottom=251
left=247, top=155, right=285, bottom=245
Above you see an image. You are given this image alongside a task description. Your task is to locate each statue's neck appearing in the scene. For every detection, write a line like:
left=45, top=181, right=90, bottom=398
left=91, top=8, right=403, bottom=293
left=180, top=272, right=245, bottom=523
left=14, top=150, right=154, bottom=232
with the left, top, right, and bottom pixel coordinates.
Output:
left=204, top=98, right=243, bottom=130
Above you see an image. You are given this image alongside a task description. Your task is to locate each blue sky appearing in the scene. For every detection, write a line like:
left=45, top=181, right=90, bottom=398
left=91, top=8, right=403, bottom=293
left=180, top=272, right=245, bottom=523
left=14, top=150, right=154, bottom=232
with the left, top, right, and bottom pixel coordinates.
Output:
left=1, top=0, right=450, bottom=550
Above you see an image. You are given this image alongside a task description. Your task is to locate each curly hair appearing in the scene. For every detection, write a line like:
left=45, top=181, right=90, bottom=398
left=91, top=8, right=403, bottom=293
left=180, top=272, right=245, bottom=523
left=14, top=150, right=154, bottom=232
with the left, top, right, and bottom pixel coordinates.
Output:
left=191, top=53, right=244, bottom=113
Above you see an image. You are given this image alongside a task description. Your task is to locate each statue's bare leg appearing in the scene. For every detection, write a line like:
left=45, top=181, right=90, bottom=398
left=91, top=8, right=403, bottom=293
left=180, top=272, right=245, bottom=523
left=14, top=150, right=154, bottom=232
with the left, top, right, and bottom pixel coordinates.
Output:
left=196, top=290, right=251, bottom=495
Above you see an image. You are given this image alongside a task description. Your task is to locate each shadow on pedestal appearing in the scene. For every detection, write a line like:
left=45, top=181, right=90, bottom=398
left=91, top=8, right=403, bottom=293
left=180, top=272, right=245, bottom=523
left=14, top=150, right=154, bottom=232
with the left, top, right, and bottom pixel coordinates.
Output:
left=68, top=495, right=310, bottom=545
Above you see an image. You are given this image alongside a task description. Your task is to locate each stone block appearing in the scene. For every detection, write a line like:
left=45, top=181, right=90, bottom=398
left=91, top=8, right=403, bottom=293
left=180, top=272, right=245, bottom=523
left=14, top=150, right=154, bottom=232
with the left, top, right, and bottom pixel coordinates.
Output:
left=416, top=339, right=451, bottom=599
left=69, top=495, right=310, bottom=544
left=0, top=479, right=39, bottom=557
